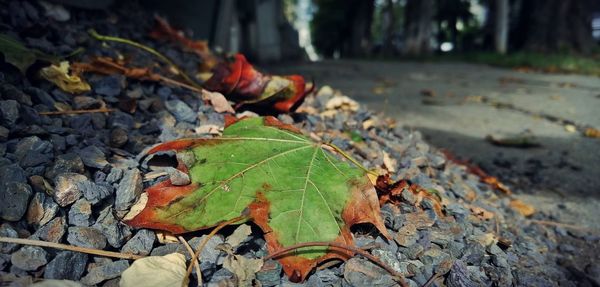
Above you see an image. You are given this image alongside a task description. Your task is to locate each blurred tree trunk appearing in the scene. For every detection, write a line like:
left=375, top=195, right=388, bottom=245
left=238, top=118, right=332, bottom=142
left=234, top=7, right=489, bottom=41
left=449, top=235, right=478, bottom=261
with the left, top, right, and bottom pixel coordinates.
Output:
left=346, top=0, right=375, bottom=57
left=494, top=0, right=509, bottom=54
left=404, top=0, right=434, bottom=55
left=520, top=0, right=595, bottom=54
left=382, top=0, right=396, bottom=56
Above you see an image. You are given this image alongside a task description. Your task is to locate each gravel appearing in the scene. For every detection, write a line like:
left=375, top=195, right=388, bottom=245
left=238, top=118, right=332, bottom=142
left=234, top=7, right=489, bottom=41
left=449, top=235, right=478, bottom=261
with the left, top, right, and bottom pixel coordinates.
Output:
left=44, top=251, right=88, bottom=281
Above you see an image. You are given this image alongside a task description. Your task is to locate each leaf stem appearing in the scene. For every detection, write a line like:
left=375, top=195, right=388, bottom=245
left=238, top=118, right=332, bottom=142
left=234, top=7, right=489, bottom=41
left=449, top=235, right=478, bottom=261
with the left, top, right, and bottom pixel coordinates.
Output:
left=326, top=143, right=378, bottom=177
left=183, top=215, right=249, bottom=287
left=264, top=241, right=409, bottom=287
left=87, top=29, right=201, bottom=89
left=0, top=237, right=144, bottom=260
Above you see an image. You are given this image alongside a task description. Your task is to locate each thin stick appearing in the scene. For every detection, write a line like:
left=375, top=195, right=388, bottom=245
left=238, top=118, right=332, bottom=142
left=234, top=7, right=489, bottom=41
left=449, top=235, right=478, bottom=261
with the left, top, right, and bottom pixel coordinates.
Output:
left=88, top=29, right=201, bottom=89
left=183, top=216, right=248, bottom=287
left=421, top=272, right=444, bottom=287
left=326, top=143, right=378, bottom=177
left=264, top=241, right=409, bottom=287
left=39, top=108, right=114, bottom=116
left=178, top=236, right=202, bottom=284
left=0, top=237, right=143, bottom=260
left=156, top=74, right=204, bottom=94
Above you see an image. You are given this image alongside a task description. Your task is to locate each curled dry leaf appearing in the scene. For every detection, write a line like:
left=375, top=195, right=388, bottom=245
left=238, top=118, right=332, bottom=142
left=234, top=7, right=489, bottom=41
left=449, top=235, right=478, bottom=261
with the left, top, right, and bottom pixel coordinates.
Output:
left=40, top=61, right=91, bottom=94
left=222, top=253, right=263, bottom=287
left=150, top=15, right=219, bottom=71
left=119, top=253, right=188, bottom=287
left=31, top=280, right=82, bottom=287
left=510, top=199, right=535, bottom=217
left=203, top=54, right=311, bottom=113
left=202, top=90, right=235, bottom=114
left=125, top=116, right=389, bottom=282
left=226, top=224, right=252, bottom=249
left=325, top=95, right=359, bottom=112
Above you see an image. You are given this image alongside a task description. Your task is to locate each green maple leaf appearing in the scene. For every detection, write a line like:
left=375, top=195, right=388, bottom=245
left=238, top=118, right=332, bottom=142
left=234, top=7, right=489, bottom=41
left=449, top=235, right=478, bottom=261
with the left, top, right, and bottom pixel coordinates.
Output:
left=0, top=34, right=57, bottom=74
left=126, top=116, right=388, bottom=281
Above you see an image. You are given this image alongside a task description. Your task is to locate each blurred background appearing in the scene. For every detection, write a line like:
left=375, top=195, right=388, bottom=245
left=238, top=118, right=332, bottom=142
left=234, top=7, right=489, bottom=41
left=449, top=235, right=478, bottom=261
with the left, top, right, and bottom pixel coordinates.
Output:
left=137, top=0, right=600, bottom=69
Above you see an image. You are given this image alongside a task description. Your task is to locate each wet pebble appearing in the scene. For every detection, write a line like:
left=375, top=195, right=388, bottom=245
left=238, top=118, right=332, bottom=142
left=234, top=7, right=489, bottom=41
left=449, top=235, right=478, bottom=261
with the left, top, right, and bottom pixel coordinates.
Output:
left=0, top=182, right=32, bottom=221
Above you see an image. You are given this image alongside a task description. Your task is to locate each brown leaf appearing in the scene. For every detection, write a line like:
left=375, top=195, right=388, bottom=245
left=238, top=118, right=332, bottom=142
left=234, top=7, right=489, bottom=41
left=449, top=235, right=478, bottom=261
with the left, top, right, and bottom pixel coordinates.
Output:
left=510, top=199, right=535, bottom=217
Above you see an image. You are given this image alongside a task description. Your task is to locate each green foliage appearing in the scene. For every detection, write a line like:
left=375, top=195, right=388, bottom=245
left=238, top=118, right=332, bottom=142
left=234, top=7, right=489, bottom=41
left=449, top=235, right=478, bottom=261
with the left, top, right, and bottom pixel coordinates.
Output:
left=0, top=34, right=57, bottom=73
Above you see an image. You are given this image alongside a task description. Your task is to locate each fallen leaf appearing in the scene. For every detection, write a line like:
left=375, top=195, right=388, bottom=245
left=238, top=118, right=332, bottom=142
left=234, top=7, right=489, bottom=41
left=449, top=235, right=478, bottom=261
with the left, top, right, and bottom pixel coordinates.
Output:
left=40, top=61, right=91, bottom=94
left=226, top=224, right=252, bottom=249
left=584, top=127, right=600, bottom=138
left=126, top=116, right=388, bottom=282
left=150, top=16, right=219, bottom=71
left=469, top=206, right=495, bottom=221
left=202, top=90, right=235, bottom=113
left=510, top=199, right=535, bottom=217
left=119, top=253, right=188, bottom=287
left=203, top=54, right=311, bottom=113
left=564, top=124, right=577, bottom=133
left=222, top=254, right=263, bottom=287
left=0, top=33, right=56, bottom=74
left=485, top=133, right=541, bottom=148
left=325, top=95, right=359, bottom=111
left=155, top=230, right=179, bottom=244
left=382, top=151, right=397, bottom=173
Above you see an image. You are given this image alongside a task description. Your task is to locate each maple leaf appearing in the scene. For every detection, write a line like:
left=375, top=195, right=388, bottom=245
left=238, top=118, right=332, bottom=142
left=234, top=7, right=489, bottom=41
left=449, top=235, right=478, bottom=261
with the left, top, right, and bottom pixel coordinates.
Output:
left=203, top=54, right=312, bottom=113
left=126, top=116, right=388, bottom=281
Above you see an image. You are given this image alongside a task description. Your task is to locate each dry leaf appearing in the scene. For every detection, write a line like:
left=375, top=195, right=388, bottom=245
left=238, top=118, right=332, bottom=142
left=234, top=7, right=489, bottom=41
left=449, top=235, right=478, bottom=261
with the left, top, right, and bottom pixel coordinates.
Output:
left=564, top=124, right=577, bottom=133
left=469, top=206, right=495, bottom=221
left=325, top=95, right=359, bottom=111
left=202, top=90, right=235, bottom=113
left=510, top=199, right=535, bottom=217
left=119, top=253, right=188, bottom=287
left=222, top=254, right=263, bottom=287
left=584, top=127, right=600, bottom=138
left=226, top=224, right=252, bottom=249
left=40, top=61, right=91, bottom=94
left=155, top=231, right=179, bottom=244
left=382, top=151, right=397, bottom=173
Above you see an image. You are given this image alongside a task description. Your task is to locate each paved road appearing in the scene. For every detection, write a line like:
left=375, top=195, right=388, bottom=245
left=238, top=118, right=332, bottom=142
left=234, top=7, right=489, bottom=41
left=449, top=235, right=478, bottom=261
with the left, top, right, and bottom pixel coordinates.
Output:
left=268, top=60, right=600, bottom=229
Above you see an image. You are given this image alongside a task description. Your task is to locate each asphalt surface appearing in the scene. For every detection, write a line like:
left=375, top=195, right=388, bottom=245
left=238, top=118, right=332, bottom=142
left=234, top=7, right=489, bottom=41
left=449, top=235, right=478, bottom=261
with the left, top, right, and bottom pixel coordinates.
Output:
left=268, top=60, right=600, bottom=230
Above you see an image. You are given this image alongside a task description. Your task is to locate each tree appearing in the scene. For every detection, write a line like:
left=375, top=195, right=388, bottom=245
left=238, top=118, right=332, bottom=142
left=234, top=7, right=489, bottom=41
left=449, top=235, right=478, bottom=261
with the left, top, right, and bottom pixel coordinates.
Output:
left=512, top=0, right=596, bottom=54
left=311, top=0, right=375, bottom=58
left=403, top=0, right=435, bottom=55
left=493, top=0, right=508, bottom=54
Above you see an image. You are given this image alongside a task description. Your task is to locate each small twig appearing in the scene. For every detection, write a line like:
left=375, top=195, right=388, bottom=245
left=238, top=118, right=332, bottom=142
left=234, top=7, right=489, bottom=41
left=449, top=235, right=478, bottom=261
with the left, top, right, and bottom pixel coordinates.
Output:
left=0, top=237, right=143, bottom=260
left=178, top=236, right=202, bottom=284
left=264, top=241, right=409, bottom=287
left=421, top=272, right=444, bottom=287
left=326, top=143, right=378, bottom=177
left=183, top=215, right=248, bottom=287
left=39, top=108, right=114, bottom=116
left=88, top=29, right=201, bottom=89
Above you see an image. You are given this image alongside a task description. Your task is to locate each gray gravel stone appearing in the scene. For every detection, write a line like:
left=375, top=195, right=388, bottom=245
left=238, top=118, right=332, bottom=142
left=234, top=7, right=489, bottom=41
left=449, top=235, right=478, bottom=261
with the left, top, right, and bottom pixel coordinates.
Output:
left=77, top=146, right=109, bottom=169
left=120, top=229, right=155, bottom=256
left=0, top=223, right=19, bottom=253
left=13, top=136, right=52, bottom=167
left=0, top=164, right=26, bottom=184
left=0, top=100, right=20, bottom=127
left=26, top=191, right=59, bottom=227
left=53, top=173, right=86, bottom=207
left=44, top=251, right=88, bottom=280
left=11, top=246, right=47, bottom=271
left=67, top=226, right=107, bottom=249
left=68, top=198, right=92, bottom=226
left=0, top=182, right=32, bottom=221
left=105, top=168, right=123, bottom=184
left=93, top=206, right=131, bottom=248
left=80, top=259, right=129, bottom=285
left=114, top=168, right=142, bottom=213
left=93, top=75, right=123, bottom=97
left=166, top=166, right=190, bottom=186
left=256, top=260, right=282, bottom=287
left=32, top=216, right=66, bottom=243
left=165, top=100, right=196, bottom=123
left=78, top=180, right=112, bottom=205
left=45, top=153, right=85, bottom=179
left=343, top=257, right=396, bottom=287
